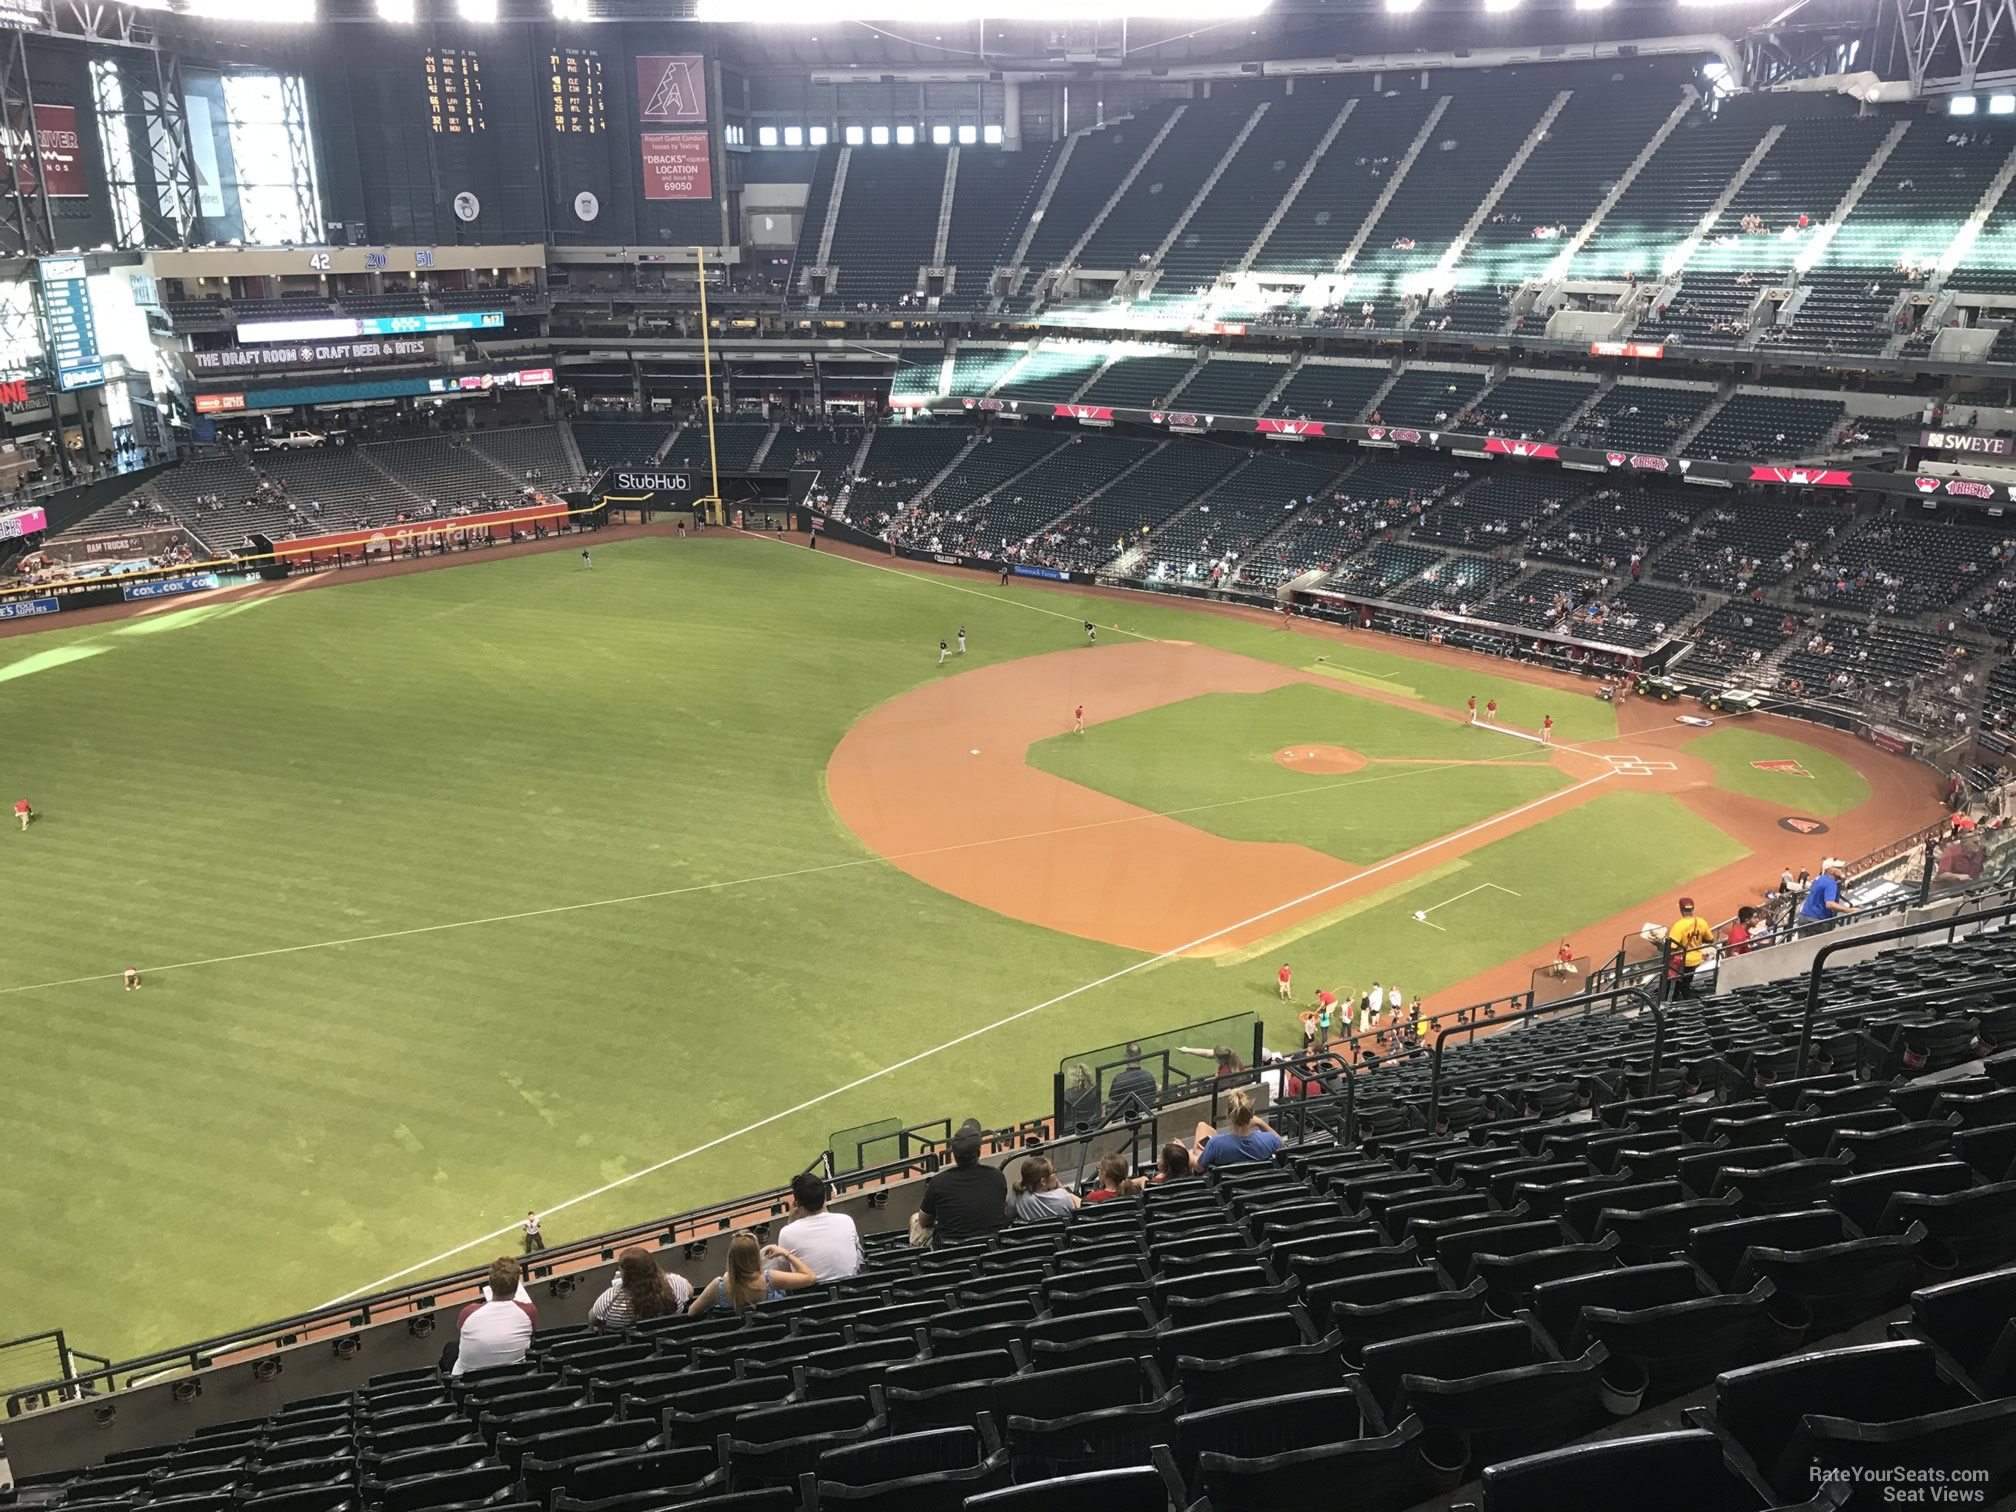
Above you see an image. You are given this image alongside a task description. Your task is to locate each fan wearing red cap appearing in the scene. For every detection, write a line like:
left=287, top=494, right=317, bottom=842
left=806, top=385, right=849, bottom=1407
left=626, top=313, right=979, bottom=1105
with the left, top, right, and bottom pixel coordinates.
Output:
left=1666, top=896, right=1716, bottom=999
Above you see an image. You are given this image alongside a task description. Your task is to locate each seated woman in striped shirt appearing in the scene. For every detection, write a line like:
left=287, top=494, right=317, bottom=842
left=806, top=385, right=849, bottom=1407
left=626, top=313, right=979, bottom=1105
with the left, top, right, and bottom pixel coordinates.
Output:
left=589, top=1246, right=693, bottom=1331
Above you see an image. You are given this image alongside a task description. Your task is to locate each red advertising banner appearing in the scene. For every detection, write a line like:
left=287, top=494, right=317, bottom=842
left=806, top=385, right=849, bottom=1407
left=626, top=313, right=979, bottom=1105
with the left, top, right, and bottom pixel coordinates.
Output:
left=1257, top=418, right=1325, bottom=438
left=273, top=501, right=570, bottom=564
left=1053, top=404, right=1113, bottom=423
left=1485, top=438, right=1560, bottom=459
left=195, top=393, right=246, bottom=414
left=636, top=55, right=707, bottom=123
left=641, top=132, right=713, bottom=201
left=3, top=104, right=86, bottom=198
left=1748, top=466, right=1852, bottom=487
left=1589, top=341, right=1664, bottom=359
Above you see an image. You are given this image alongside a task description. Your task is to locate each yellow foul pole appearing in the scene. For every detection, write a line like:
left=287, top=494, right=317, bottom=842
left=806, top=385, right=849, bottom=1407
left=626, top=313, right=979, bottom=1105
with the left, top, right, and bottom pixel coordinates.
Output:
left=694, top=243, right=724, bottom=525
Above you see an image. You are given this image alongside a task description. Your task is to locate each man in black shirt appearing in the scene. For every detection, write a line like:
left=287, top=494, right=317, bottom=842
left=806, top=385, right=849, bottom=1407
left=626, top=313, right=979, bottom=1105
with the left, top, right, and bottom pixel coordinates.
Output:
left=1107, top=1044, right=1159, bottom=1118
left=918, top=1129, right=1007, bottom=1245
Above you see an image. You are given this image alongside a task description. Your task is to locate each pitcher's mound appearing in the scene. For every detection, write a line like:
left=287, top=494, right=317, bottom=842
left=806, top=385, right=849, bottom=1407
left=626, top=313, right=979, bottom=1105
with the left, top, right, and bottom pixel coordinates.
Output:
left=1274, top=744, right=1367, bottom=775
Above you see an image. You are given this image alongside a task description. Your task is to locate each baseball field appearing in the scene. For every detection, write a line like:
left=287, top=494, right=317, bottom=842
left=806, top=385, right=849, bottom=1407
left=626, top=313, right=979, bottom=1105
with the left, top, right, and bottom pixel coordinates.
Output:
left=0, top=528, right=1936, bottom=1367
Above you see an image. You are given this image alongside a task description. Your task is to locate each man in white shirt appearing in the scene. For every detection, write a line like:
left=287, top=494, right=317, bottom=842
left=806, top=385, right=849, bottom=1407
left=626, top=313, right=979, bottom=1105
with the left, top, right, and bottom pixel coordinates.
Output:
left=776, top=1174, right=864, bottom=1282
left=453, top=1256, right=538, bottom=1377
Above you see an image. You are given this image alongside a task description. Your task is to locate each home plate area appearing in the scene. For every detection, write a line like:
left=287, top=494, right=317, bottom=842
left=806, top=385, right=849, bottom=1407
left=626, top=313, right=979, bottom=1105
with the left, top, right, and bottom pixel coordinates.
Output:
left=1603, top=754, right=1680, bottom=777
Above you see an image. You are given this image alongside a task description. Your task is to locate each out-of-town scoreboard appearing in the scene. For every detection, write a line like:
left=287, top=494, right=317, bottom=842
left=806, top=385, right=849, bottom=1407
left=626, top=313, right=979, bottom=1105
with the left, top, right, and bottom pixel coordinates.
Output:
left=425, top=47, right=486, bottom=135
left=37, top=256, right=103, bottom=392
left=548, top=47, right=606, bottom=135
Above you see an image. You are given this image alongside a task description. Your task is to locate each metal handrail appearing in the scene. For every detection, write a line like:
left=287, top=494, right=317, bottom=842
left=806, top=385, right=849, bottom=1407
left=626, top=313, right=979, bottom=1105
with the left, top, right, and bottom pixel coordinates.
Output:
left=1795, top=898, right=2016, bottom=1074
left=1427, top=984, right=1664, bottom=1133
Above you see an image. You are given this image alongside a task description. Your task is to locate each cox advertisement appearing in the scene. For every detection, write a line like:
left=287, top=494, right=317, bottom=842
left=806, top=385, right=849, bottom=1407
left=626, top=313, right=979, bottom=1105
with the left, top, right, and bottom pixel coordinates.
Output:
left=123, top=572, right=221, bottom=602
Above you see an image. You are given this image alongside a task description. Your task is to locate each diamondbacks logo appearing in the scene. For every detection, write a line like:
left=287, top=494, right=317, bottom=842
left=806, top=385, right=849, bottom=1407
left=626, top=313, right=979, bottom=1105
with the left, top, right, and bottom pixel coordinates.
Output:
left=1631, top=456, right=1669, bottom=472
left=1916, top=477, right=1942, bottom=493
left=1778, top=816, right=1829, bottom=834
left=1391, top=428, right=1424, bottom=444
left=1366, top=427, right=1386, bottom=441
left=637, top=55, right=707, bottom=124
left=1606, top=452, right=1625, bottom=467
left=1946, top=479, right=1995, bottom=499
left=1752, top=759, right=1814, bottom=778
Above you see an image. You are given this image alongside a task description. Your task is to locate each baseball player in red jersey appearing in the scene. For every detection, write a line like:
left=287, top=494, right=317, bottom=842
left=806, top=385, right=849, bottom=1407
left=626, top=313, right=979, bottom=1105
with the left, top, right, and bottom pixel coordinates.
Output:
left=1277, top=963, right=1293, bottom=1002
left=1486, top=698, right=1498, bottom=723
left=1541, top=714, right=1555, bottom=745
left=14, top=798, right=31, bottom=831
left=1074, top=704, right=1085, bottom=735
left=1466, top=695, right=1476, bottom=724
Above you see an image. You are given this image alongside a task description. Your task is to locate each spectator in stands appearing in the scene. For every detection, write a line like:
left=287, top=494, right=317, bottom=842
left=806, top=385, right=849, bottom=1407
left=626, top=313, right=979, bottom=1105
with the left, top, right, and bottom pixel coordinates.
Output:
left=450, top=1257, right=538, bottom=1377
left=687, top=1233, right=819, bottom=1315
left=1723, top=906, right=1759, bottom=956
left=589, top=1246, right=692, bottom=1331
left=917, top=1124, right=1009, bottom=1244
left=776, top=1172, right=863, bottom=1281
left=1083, top=1152, right=1137, bottom=1202
left=1192, top=1092, right=1283, bottom=1170
left=1665, top=897, right=1716, bottom=998
left=1799, top=858, right=1859, bottom=935
left=1935, top=832, right=1987, bottom=888
left=1060, top=1063, right=1100, bottom=1132
left=1007, top=1155, right=1081, bottom=1221
left=1155, top=1142, right=1194, bottom=1182
left=1107, top=1045, right=1159, bottom=1116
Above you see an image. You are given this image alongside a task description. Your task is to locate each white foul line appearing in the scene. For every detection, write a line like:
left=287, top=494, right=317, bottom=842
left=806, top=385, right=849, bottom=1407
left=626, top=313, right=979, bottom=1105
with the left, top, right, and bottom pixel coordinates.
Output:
left=0, top=722, right=1564, bottom=998
left=315, top=762, right=1616, bottom=1304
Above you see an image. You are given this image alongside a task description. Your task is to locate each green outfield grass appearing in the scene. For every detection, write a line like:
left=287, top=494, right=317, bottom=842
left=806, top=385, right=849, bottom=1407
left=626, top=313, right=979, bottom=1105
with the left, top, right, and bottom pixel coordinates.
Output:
left=1028, top=683, right=1572, bottom=863
left=1683, top=725, right=1873, bottom=815
left=0, top=539, right=1717, bottom=1367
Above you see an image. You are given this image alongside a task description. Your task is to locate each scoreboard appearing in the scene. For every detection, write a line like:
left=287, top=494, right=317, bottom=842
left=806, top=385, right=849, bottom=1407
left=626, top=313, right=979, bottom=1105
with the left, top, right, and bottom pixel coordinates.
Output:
left=425, top=47, right=486, bottom=135
left=548, top=47, right=606, bottom=135
left=37, top=256, right=103, bottom=392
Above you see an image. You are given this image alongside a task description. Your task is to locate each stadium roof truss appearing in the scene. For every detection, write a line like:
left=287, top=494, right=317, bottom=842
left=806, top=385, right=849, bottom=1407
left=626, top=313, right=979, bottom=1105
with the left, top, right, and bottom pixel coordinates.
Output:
left=1875, top=0, right=2016, bottom=91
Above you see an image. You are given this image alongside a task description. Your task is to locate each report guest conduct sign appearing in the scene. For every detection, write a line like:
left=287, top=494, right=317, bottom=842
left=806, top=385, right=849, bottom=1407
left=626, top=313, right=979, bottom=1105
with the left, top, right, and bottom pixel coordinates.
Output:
left=641, top=133, right=712, bottom=200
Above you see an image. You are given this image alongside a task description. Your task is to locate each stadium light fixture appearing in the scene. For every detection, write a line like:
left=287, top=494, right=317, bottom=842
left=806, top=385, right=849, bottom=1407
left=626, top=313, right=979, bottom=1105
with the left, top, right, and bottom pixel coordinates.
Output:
left=184, top=0, right=315, bottom=19
left=456, top=0, right=497, bottom=19
left=1951, top=95, right=1978, bottom=114
left=1992, top=94, right=2016, bottom=114
left=694, top=0, right=1270, bottom=19
left=552, top=0, right=589, bottom=17
left=375, top=0, right=414, bottom=19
